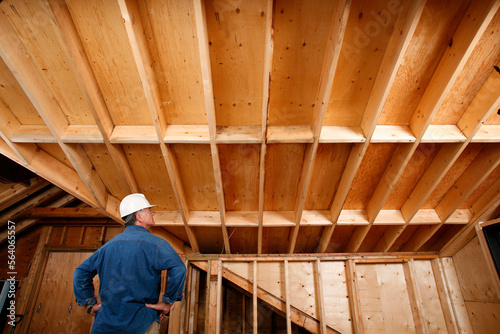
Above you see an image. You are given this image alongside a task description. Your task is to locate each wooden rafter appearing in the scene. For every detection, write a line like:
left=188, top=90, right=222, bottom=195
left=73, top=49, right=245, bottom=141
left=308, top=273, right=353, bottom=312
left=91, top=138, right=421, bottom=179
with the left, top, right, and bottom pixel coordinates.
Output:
left=0, top=10, right=109, bottom=209
left=193, top=0, right=230, bottom=254
left=117, top=0, right=199, bottom=252
left=288, top=0, right=351, bottom=254
left=48, top=0, right=139, bottom=195
left=319, top=0, right=426, bottom=253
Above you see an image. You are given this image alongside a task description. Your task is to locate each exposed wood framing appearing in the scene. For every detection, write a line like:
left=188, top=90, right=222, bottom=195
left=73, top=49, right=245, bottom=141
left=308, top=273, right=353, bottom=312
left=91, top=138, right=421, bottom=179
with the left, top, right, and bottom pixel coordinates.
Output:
left=0, top=0, right=499, bottom=257
left=319, top=0, right=426, bottom=253
left=48, top=0, right=139, bottom=195
left=288, top=0, right=350, bottom=253
left=257, top=0, right=274, bottom=255
left=193, top=0, right=230, bottom=254
left=118, top=0, right=199, bottom=252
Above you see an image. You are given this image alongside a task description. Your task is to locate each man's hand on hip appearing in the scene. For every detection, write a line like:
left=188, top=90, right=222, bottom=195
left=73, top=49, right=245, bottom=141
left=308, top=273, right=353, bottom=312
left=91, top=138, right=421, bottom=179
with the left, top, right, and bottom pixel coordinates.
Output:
left=145, top=301, right=172, bottom=319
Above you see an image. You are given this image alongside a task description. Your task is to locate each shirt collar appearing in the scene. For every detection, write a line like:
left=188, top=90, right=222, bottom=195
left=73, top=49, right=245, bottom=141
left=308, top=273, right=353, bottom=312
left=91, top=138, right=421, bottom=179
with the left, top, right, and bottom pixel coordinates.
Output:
left=125, top=225, right=150, bottom=233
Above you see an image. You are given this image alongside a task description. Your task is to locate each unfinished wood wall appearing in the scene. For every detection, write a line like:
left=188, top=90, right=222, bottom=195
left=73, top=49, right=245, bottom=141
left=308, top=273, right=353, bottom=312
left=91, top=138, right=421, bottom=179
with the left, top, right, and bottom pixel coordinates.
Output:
left=452, top=236, right=500, bottom=333
left=184, top=255, right=474, bottom=334
left=6, top=223, right=500, bottom=333
left=0, top=0, right=499, bottom=256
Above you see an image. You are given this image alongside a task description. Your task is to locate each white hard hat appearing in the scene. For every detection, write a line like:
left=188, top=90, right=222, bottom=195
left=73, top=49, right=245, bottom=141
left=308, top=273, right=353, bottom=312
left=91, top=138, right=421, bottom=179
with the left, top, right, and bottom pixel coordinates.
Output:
left=119, top=193, right=156, bottom=218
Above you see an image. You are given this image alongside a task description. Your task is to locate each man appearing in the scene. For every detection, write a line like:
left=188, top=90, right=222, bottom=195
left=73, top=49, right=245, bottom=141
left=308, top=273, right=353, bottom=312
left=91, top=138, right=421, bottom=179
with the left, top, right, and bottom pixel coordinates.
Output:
left=73, top=193, right=186, bottom=334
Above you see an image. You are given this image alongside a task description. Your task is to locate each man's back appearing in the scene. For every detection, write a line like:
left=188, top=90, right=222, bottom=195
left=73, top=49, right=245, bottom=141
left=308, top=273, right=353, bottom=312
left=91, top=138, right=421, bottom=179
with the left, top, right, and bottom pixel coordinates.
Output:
left=73, top=225, right=186, bottom=334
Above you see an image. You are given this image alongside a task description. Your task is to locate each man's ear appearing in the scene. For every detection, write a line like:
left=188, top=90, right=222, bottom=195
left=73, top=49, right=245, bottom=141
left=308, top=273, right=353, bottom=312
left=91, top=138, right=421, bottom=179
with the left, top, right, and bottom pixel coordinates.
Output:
left=135, top=211, right=144, bottom=223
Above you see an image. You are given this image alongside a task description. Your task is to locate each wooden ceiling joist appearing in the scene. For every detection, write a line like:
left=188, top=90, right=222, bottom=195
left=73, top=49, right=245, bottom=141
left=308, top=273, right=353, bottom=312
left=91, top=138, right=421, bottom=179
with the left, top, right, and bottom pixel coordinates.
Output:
left=0, top=185, right=64, bottom=226
left=0, top=0, right=499, bottom=256
left=118, top=0, right=200, bottom=252
left=0, top=9, right=109, bottom=209
left=288, top=0, right=351, bottom=254
left=319, top=0, right=426, bottom=253
left=194, top=0, right=230, bottom=254
left=48, top=0, right=140, bottom=195
left=257, top=0, right=274, bottom=255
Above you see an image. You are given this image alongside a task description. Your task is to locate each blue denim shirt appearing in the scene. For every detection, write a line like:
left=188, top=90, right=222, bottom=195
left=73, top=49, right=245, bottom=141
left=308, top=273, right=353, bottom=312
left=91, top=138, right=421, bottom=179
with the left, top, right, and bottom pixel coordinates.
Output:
left=73, top=225, right=186, bottom=334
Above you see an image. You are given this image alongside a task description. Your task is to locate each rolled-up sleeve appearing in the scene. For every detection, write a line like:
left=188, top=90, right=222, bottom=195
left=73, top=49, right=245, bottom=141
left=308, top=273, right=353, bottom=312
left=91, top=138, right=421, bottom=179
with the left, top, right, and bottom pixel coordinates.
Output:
left=155, top=241, right=186, bottom=304
left=73, top=254, right=98, bottom=307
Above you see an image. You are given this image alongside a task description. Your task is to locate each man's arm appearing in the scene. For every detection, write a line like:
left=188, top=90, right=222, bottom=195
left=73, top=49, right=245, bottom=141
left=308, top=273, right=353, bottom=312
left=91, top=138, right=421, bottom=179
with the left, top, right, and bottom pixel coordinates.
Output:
left=73, top=255, right=99, bottom=313
left=155, top=241, right=187, bottom=304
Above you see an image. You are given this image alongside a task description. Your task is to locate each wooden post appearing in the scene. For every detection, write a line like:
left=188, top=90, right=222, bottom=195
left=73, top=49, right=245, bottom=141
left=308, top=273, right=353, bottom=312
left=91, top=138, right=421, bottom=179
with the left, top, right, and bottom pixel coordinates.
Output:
left=430, top=259, right=460, bottom=334
left=315, top=259, right=326, bottom=334
left=216, top=260, right=223, bottom=334
left=253, top=260, right=258, bottom=333
left=284, top=260, right=292, bottom=334
left=403, top=260, right=428, bottom=334
left=345, top=260, right=363, bottom=334
left=187, top=266, right=199, bottom=334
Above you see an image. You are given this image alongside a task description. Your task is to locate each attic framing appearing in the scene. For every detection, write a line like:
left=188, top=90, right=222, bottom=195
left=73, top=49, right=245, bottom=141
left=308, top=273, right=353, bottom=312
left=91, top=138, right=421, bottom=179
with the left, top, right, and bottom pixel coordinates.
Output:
left=0, top=0, right=499, bottom=256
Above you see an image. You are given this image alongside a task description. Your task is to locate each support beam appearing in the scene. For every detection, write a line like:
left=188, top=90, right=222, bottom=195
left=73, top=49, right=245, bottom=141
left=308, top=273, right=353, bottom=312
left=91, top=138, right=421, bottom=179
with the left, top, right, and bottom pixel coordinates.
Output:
left=191, top=259, right=343, bottom=334
left=321, top=0, right=425, bottom=252
left=431, top=259, right=460, bottom=334
left=315, top=259, right=327, bottom=334
left=402, top=64, right=500, bottom=223
left=0, top=186, right=64, bottom=225
left=48, top=0, right=139, bottom=195
left=366, top=0, right=500, bottom=227
left=193, top=0, right=230, bottom=254
left=25, top=207, right=107, bottom=218
left=253, top=260, right=258, bottom=334
left=441, top=177, right=500, bottom=256
left=403, top=260, right=428, bottom=334
left=284, top=260, right=292, bottom=334
left=258, top=0, right=274, bottom=255
left=118, top=0, right=199, bottom=252
left=404, top=143, right=500, bottom=250
left=0, top=10, right=109, bottom=209
left=216, top=260, right=223, bottom=334
left=0, top=103, right=38, bottom=165
left=345, top=259, right=363, bottom=334
left=367, top=0, right=500, bottom=251
left=436, top=144, right=500, bottom=221
left=287, top=0, right=350, bottom=254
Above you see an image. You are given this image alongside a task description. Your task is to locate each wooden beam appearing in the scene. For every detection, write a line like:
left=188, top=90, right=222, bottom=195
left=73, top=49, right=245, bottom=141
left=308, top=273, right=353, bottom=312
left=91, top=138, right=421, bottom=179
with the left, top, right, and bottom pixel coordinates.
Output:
left=440, top=178, right=500, bottom=257
left=26, top=207, right=107, bottom=218
left=436, top=144, right=500, bottom=222
left=187, top=266, right=199, bottom=334
left=191, top=259, right=343, bottom=334
left=258, top=0, right=274, bottom=255
left=0, top=11, right=109, bottom=209
left=0, top=186, right=64, bottom=225
left=366, top=0, right=500, bottom=226
left=403, top=260, right=428, bottom=334
left=315, top=259, right=327, bottom=334
left=0, top=177, right=49, bottom=212
left=253, top=260, right=258, bottom=334
left=345, top=259, right=363, bottom=334
left=435, top=258, right=474, bottom=333
left=321, top=0, right=425, bottom=252
left=288, top=0, right=350, bottom=254
left=284, top=260, right=292, bottom=334
left=48, top=0, right=139, bottom=194
left=216, top=260, right=223, bottom=334
left=118, top=0, right=199, bottom=251
left=193, top=0, right=230, bottom=254
left=430, top=259, right=460, bottom=334
left=0, top=192, right=76, bottom=244
left=402, top=64, right=500, bottom=223
left=458, top=62, right=500, bottom=139
left=0, top=103, right=38, bottom=165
